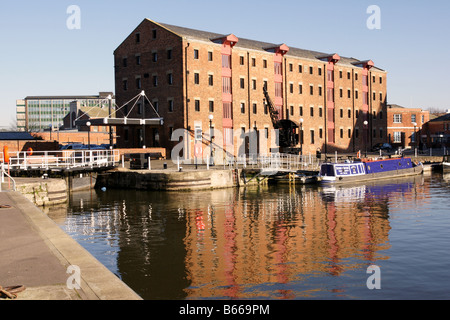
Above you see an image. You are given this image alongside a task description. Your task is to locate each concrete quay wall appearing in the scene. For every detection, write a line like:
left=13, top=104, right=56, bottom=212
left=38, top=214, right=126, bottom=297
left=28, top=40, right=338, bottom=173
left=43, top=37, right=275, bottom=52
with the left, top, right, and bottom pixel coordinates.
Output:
left=11, top=178, right=68, bottom=207
left=0, top=191, right=142, bottom=300
left=95, top=168, right=248, bottom=191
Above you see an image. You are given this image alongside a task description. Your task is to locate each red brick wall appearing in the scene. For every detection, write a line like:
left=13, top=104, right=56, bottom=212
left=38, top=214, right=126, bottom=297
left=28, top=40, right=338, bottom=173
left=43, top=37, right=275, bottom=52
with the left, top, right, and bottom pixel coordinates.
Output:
left=114, top=19, right=184, bottom=152
left=0, top=140, right=59, bottom=154
left=114, top=19, right=388, bottom=158
left=33, top=132, right=113, bottom=146
left=386, top=106, right=429, bottom=148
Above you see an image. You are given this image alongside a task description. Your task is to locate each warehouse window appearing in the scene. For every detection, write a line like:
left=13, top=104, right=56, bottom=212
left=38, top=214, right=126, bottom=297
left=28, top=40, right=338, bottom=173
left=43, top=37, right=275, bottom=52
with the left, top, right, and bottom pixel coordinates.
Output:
left=274, top=62, right=282, bottom=75
left=208, top=74, right=213, bottom=86
left=393, top=114, right=402, bottom=123
left=195, top=100, right=200, bottom=112
left=222, top=77, right=231, bottom=94
left=275, top=83, right=282, bottom=97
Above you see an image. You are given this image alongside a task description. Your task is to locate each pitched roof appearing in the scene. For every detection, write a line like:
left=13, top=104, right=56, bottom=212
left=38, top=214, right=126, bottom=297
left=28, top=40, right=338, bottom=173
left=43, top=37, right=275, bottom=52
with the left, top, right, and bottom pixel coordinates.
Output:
left=0, top=132, right=36, bottom=140
left=428, top=112, right=450, bottom=122
left=157, top=20, right=384, bottom=71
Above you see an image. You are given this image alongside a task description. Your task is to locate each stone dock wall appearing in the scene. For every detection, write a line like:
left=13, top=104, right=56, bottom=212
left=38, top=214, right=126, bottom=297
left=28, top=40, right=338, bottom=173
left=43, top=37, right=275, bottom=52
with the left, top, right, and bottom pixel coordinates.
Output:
left=95, top=168, right=260, bottom=191
left=14, top=178, right=68, bottom=207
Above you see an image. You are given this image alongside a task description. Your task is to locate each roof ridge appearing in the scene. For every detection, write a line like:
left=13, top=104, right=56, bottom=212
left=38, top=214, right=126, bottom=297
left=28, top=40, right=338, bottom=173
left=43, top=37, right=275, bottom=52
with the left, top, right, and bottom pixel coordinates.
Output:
left=154, top=20, right=384, bottom=70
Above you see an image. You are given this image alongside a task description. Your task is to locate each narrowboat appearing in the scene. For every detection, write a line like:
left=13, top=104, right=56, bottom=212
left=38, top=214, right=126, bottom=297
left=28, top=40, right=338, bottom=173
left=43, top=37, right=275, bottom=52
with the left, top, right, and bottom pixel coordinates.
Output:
left=318, top=156, right=423, bottom=184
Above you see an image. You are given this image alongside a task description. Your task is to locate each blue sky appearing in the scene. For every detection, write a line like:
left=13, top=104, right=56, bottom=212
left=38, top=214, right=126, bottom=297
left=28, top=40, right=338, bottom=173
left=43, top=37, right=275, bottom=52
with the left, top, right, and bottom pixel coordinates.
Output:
left=1, top=0, right=449, bottom=129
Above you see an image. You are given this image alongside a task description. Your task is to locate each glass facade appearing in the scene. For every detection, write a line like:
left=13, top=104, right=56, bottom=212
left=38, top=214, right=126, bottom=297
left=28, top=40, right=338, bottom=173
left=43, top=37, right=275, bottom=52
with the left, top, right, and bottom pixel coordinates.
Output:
left=19, top=95, right=114, bottom=132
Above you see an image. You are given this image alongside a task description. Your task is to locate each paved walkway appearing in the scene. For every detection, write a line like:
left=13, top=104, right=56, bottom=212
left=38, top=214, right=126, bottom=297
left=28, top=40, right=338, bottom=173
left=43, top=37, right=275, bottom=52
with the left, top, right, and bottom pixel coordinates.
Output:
left=0, top=190, right=141, bottom=300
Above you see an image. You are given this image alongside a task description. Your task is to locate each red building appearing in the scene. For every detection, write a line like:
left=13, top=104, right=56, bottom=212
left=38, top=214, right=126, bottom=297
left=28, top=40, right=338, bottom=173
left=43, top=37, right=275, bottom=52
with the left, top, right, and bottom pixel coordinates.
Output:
left=113, top=19, right=388, bottom=161
left=423, top=112, right=450, bottom=148
left=386, top=104, right=430, bottom=150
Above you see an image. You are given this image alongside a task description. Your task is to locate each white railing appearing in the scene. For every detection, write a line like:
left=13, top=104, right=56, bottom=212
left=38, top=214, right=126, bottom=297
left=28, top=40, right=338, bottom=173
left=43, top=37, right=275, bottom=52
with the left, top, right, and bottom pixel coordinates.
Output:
left=222, top=153, right=321, bottom=172
left=1, top=163, right=16, bottom=191
left=0, top=150, right=119, bottom=171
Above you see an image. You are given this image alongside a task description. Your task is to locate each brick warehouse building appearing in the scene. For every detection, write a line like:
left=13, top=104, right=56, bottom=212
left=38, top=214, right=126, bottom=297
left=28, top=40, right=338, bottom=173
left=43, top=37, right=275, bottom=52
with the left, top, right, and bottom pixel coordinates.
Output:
left=113, top=19, right=388, bottom=160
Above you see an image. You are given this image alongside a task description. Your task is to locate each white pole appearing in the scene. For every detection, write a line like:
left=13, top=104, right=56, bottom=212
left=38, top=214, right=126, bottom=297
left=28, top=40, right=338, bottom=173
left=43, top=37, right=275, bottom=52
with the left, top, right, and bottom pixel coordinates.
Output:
left=122, top=154, right=125, bottom=168
left=148, top=157, right=151, bottom=170
left=177, top=156, right=180, bottom=171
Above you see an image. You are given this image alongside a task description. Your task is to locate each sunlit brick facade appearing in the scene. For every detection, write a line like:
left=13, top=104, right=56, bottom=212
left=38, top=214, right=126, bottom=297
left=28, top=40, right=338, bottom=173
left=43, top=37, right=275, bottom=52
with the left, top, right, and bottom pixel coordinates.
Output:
left=114, top=19, right=388, bottom=160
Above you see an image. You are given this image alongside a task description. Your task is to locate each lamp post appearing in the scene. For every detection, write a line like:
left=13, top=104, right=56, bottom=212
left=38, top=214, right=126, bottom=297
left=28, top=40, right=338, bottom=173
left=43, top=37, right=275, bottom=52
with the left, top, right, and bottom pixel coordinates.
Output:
left=209, top=114, right=214, bottom=166
left=86, top=121, right=91, bottom=150
left=412, top=122, right=417, bottom=148
left=299, top=118, right=304, bottom=156
left=108, top=94, right=113, bottom=148
left=364, top=120, right=368, bottom=157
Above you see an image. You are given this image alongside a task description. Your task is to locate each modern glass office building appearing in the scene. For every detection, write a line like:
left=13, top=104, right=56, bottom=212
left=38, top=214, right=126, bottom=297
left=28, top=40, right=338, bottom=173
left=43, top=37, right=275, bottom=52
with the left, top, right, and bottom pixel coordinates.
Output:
left=16, top=92, right=114, bottom=132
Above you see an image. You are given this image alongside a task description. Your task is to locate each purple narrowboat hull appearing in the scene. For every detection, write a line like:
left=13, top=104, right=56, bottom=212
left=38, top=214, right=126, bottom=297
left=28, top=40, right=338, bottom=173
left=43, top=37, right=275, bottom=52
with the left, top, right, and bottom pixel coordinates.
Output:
left=318, top=157, right=423, bottom=184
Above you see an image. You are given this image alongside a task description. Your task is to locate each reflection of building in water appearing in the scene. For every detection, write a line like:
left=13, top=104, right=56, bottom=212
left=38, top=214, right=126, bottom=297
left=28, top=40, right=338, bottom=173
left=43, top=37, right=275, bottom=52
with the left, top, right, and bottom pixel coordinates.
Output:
left=59, top=176, right=429, bottom=299
left=182, top=179, right=428, bottom=299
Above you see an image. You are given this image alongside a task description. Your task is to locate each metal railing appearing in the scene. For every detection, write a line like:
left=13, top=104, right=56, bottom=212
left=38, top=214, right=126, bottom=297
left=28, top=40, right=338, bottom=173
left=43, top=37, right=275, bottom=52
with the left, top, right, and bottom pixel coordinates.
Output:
left=1, top=163, right=16, bottom=191
left=1, top=150, right=120, bottom=171
left=222, top=153, right=321, bottom=172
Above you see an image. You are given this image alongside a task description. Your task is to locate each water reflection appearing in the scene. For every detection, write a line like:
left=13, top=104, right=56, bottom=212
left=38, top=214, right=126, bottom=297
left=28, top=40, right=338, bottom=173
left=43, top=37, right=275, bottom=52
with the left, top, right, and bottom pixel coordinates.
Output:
left=48, top=175, right=434, bottom=300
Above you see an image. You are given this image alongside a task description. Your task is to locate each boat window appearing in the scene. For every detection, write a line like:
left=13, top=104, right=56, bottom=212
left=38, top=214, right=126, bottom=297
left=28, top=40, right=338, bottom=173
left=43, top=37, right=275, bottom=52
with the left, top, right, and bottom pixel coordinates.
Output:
left=380, top=164, right=383, bottom=169
left=320, top=164, right=335, bottom=176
